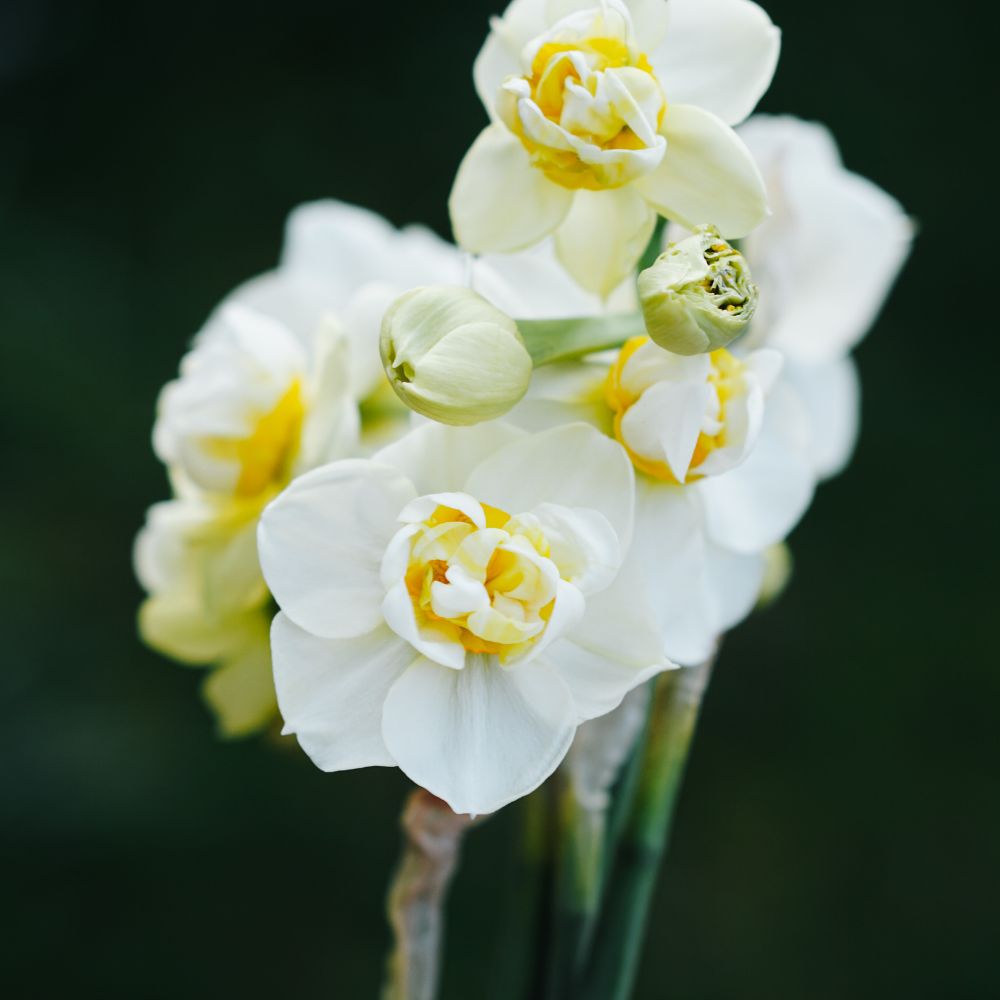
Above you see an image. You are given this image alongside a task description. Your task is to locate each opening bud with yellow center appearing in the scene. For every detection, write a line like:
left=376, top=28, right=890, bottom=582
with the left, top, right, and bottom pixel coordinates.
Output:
left=638, top=225, right=758, bottom=356
left=381, top=286, right=533, bottom=426
left=604, top=336, right=782, bottom=486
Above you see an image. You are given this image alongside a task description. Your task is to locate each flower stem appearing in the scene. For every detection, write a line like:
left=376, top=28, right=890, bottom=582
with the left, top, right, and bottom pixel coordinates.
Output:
left=381, top=789, right=484, bottom=1000
left=579, top=659, right=715, bottom=1000
left=516, top=314, right=645, bottom=368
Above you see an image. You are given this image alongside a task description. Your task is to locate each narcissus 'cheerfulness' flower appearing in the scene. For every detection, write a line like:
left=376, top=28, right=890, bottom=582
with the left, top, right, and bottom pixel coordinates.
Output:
left=514, top=336, right=813, bottom=663
left=136, top=304, right=355, bottom=735
left=450, top=0, right=779, bottom=295
left=258, top=422, right=671, bottom=815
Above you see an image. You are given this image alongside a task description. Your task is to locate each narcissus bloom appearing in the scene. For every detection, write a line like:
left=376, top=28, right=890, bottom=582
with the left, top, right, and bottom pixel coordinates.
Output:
left=258, top=422, right=670, bottom=815
left=136, top=304, right=354, bottom=734
left=450, top=0, right=779, bottom=295
left=516, top=336, right=813, bottom=662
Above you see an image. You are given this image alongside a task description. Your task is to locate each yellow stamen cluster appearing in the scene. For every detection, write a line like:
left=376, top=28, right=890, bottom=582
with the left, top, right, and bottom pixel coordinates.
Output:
left=226, top=380, right=305, bottom=498
left=508, top=36, right=664, bottom=190
left=405, top=504, right=557, bottom=657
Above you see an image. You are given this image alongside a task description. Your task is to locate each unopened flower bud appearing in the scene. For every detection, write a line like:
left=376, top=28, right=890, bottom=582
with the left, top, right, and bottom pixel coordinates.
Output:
left=757, top=543, right=793, bottom=609
left=380, top=286, right=533, bottom=426
left=638, top=225, right=758, bottom=356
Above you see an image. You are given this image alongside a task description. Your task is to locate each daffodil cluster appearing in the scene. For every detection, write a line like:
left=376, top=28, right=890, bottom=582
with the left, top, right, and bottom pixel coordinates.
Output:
left=135, top=0, right=910, bottom=821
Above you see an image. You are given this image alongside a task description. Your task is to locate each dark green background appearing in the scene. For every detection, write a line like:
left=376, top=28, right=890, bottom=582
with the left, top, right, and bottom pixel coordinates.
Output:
left=1, top=1, right=992, bottom=997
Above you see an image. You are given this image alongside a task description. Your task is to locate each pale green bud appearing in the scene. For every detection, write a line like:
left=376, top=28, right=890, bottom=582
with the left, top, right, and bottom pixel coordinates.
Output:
left=756, top=543, right=793, bottom=610
left=638, top=225, right=758, bottom=356
left=380, top=286, right=533, bottom=426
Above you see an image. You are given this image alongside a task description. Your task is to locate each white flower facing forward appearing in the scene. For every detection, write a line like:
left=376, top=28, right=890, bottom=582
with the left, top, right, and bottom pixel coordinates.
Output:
left=258, top=422, right=671, bottom=815
left=516, top=336, right=813, bottom=663
left=451, top=0, right=779, bottom=295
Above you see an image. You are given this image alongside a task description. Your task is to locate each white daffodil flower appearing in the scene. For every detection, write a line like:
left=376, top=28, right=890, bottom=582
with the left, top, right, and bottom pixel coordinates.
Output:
left=154, top=304, right=357, bottom=503
left=450, top=0, right=780, bottom=296
left=257, top=421, right=672, bottom=815
left=668, top=115, right=913, bottom=479
left=137, top=304, right=355, bottom=734
left=514, top=336, right=814, bottom=663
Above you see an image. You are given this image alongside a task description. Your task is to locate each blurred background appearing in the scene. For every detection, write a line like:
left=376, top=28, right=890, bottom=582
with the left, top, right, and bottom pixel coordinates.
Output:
left=1, top=0, right=992, bottom=996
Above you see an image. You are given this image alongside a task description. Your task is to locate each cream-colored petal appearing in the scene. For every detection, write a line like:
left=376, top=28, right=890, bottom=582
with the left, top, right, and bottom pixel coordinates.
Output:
left=636, top=104, right=768, bottom=238
left=258, top=460, right=416, bottom=639
left=381, top=654, right=577, bottom=815
left=739, top=114, right=913, bottom=362
left=465, top=422, right=635, bottom=550
left=449, top=125, right=575, bottom=253
left=554, top=187, right=656, bottom=297
left=374, top=421, right=524, bottom=497
left=201, top=615, right=278, bottom=739
left=650, top=0, right=780, bottom=125
left=271, top=614, right=417, bottom=771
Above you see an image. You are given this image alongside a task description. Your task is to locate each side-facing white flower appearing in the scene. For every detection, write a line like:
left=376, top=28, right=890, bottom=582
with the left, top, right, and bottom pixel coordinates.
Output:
left=258, top=421, right=671, bottom=815
left=514, top=337, right=814, bottom=663
left=722, top=115, right=912, bottom=478
left=450, top=0, right=780, bottom=295
left=155, top=304, right=356, bottom=503
left=136, top=304, right=354, bottom=735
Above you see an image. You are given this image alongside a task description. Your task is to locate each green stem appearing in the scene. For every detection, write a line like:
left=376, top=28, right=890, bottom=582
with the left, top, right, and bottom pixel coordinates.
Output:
left=543, top=779, right=605, bottom=1000
left=489, top=790, right=550, bottom=1000
left=579, top=659, right=715, bottom=1000
left=516, top=314, right=645, bottom=368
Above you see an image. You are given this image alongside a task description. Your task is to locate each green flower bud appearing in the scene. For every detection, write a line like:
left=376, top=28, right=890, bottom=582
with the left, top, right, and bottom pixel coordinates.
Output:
left=638, top=224, right=758, bottom=356
left=380, top=286, right=533, bottom=426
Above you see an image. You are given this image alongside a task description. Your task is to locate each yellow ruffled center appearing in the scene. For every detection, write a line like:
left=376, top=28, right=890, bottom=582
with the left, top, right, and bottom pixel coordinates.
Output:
left=505, top=34, right=665, bottom=190
left=404, top=503, right=558, bottom=658
left=231, top=380, right=305, bottom=497
left=605, top=337, right=743, bottom=485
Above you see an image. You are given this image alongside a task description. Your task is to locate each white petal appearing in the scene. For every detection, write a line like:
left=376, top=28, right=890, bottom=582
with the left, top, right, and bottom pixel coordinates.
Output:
left=398, top=492, right=486, bottom=528
left=554, top=187, right=657, bottom=297
left=530, top=503, right=621, bottom=594
left=258, top=460, right=416, bottom=639
left=739, top=115, right=914, bottom=362
left=696, top=424, right=815, bottom=553
left=374, top=421, right=524, bottom=496
left=651, top=0, right=780, bottom=125
left=472, top=241, right=615, bottom=318
left=381, top=654, right=578, bottom=814
left=281, top=200, right=462, bottom=305
left=543, top=555, right=670, bottom=719
left=464, top=423, right=635, bottom=549
left=271, top=614, right=416, bottom=770
left=620, top=379, right=715, bottom=483
left=297, top=319, right=361, bottom=470
left=781, top=356, right=861, bottom=480
left=449, top=125, right=575, bottom=254
left=381, top=579, right=467, bottom=671
left=633, top=479, right=763, bottom=664
left=636, top=104, right=768, bottom=238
